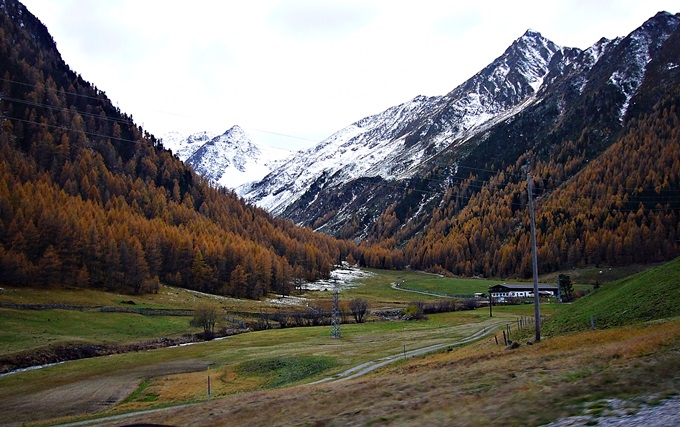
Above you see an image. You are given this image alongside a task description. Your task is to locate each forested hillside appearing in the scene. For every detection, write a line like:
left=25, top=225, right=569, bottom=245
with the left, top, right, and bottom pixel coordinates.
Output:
left=0, top=0, right=356, bottom=297
left=232, top=11, right=680, bottom=279
left=401, top=88, right=680, bottom=277
left=364, top=16, right=680, bottom=277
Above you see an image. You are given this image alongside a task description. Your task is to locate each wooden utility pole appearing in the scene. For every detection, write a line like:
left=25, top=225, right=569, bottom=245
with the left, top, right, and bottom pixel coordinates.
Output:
left=527, top=172, right=541, bottom=343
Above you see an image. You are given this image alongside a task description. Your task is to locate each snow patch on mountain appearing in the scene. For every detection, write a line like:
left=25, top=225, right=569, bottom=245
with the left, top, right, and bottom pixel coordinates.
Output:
left=237, top=13, right=680, bottom=228
left=163, top=130, right=215, bottom=161
left=163, top=126, right=293, bottom=190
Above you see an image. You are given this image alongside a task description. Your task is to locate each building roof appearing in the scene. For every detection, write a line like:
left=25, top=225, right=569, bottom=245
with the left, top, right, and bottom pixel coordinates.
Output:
left=489, top=283, right=558, bottom=291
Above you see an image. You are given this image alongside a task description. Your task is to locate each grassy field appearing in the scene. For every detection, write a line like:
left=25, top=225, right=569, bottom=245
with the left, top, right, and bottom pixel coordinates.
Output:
left=105, top=318, right=680, bottom=427
left=539, top=263, right=656, bottom=286
left=543, top=256, right=680, bottom=335
left=0, top=284, right=249, bottom=358
left=0, top=261, right=676, bottom=426
left=392, top=274, right=499, bottom=296
left=0, top=307, right=514, bottom=425
left=0, top=308, right=200, bottom=355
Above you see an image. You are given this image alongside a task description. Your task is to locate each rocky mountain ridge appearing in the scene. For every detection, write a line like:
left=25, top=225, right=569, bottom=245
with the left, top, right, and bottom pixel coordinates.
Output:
left=239, top=29, right=561, bottom=215
left=163, top=126, right=292, bottom=189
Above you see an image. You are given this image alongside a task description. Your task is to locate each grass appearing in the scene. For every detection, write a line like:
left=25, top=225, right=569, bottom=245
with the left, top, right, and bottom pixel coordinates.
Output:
left=0, top=260, right=676, bottom=426
left=335, top=269, right=446, bottom=305
left=101, top=318, right=680, bottom=427
left=0, top=308, right=200, bottom=355
left=0, top=306, right=513, bottom=424
left=539, top=264, right=656, bottom=285
left=544, top=256, right=680, bottom=335
left=120, top=378, right=159, bottom=404
left=237, top=356, right=338, bottom=388
left=0, top=283, right=264, bottom=311
left=392, top=276, right=499, bottom=296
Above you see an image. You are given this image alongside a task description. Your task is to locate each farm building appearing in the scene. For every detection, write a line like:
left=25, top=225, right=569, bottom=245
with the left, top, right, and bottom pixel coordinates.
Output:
left=488, top=283, right=558, bottom=300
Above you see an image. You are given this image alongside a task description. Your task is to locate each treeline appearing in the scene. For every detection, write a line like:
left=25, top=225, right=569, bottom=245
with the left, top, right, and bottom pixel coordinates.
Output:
left=0, top=0, right=359, bottom=297
left=399, top=89, right=680, bottom=278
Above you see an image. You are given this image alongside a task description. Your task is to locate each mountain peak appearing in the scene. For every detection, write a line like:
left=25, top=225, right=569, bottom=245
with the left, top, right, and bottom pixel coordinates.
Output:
left=165, top=125, right=292, bottom=189
left=217, top=125, right=249, bottom=146
left=224, top=124, right=245, bottom=135
left=510, top=28, right=557, bottom=54
left=521, top=28, right=543, bottom=38
left=639, top=10, right=680, bottom=34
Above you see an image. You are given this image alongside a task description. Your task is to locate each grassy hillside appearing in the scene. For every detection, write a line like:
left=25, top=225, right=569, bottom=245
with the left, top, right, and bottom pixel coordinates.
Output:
left=544, top=256, right=680, bottom=334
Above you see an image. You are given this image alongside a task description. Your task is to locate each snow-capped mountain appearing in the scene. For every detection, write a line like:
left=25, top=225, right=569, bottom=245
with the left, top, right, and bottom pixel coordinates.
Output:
left=240, top=12, right=680, bottom=240
left=163, top=130, right=215, bottom=161
left=163, top=126, right=293, bottom=189
left=241, top=29, right=561, bottom=214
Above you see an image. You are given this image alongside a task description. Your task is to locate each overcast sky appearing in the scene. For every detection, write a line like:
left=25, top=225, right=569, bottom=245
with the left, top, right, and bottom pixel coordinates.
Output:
left=20, top=0, right=680, bottom=151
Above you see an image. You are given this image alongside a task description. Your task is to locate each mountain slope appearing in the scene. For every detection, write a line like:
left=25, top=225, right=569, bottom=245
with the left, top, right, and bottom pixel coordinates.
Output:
left=241, top=30, right=560, bottom=215
left=0, top=0, right=354, bottom=297
left=543, top=256, right=680, bottom=334
left=243, top=12, right=680, bottom=276
left=162, top=130, right=215, bottom=161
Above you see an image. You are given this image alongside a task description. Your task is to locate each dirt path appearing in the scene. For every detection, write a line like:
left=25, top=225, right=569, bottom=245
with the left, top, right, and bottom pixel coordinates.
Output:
left=390, top=282, right=450, bottom=297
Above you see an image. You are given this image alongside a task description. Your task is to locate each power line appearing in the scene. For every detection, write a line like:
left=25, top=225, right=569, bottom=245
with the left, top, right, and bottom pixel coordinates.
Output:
left=0, top=76, right=121, bottom=107
left=1, top=95, right=135, bottom=126
left=2, top=115, right=155, bottom=147
left=1, top=77, right=327, bottom=145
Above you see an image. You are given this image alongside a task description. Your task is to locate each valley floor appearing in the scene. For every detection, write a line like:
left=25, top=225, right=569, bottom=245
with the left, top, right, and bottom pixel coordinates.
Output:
left=42, top=318, right=680, bottom=427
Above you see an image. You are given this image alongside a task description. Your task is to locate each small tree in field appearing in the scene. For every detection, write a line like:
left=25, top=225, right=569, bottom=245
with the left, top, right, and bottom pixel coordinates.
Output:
left=349, top=298, right=369, bottom=323
left=192, top=302, right=220, bottom=340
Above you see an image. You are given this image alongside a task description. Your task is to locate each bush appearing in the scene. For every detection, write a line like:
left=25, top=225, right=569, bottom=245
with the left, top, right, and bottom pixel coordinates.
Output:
left=349, top=298, right=369, bottom=323
left=460, top=298, right=478, bottom=310
left=401, top=304, right=426, bottom=320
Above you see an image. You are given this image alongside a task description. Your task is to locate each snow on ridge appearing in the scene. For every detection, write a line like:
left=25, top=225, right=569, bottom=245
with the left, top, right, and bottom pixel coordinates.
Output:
left=165, top=126, right=292, bottom=191
left=241, top=31, right=563, bottom=213
left=242, top=95, right=442, bottom=213
left=608, top=12, right=680, bottom=121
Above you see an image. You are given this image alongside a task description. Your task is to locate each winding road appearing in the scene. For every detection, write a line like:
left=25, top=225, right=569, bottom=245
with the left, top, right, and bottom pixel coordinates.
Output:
left=309, top=321, right=499, bottom=384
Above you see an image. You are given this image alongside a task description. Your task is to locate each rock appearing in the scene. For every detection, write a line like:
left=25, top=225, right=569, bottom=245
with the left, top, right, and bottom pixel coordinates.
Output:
left=506, top=341, right=520, bottom=350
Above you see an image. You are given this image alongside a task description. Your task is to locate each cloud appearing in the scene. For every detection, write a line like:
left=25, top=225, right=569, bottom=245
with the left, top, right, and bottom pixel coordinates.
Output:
left=19, top=0, right=680, bottom=151
left=270, top=0, right=375, bottom=40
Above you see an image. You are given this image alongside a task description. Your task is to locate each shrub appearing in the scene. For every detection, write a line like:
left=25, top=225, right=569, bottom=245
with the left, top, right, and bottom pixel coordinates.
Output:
left=401, top=304, right=426, bottom=320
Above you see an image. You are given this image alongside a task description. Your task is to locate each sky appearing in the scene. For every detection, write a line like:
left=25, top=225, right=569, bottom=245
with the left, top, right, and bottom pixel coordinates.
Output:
left=19, top=0, right=680, bottom=151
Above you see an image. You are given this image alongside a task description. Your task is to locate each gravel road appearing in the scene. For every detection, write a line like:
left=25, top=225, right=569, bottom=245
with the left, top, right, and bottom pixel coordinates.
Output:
left=543, top=395, right=680, bottom=426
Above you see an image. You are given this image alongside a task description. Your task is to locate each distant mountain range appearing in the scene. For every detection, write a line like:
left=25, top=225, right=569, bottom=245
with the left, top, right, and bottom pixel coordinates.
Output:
left=163, top=126, right=292, bottom=189
left=240, top=28, right=560, bottom=217
left=162, top=10, right=680, bottom=277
